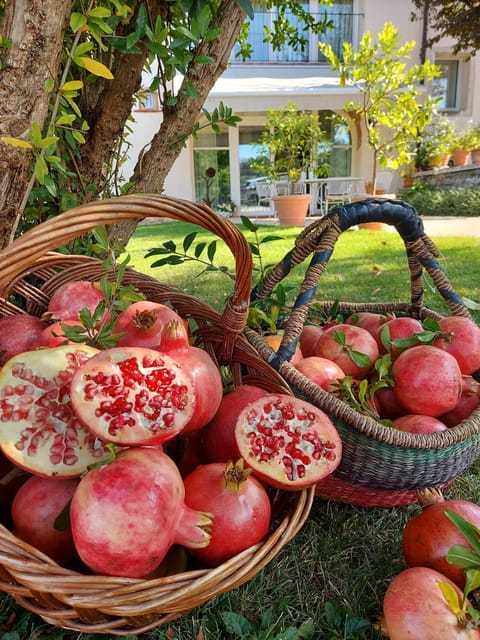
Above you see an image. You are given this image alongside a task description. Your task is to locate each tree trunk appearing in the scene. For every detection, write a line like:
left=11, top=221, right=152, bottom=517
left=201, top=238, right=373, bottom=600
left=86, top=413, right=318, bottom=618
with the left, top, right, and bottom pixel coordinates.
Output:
left=106, top=0, right=246, bottom=249
left=0, top=0, right=72, bottom=249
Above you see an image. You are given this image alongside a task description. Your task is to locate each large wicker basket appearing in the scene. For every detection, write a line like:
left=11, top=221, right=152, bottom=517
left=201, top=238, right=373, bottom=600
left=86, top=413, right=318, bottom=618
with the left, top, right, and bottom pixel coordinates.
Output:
left=245, top=197, right=480, bottom=507
left=0, top=194, right=314, bottom=635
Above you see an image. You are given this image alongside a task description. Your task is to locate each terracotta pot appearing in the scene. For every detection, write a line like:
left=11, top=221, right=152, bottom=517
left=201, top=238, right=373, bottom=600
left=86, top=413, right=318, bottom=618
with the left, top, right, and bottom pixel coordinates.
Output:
left=471, top=149, right=480, bottom=164
left=450, top=149, right=470, bottom=167
left=272, top=194, right=310, bottom=225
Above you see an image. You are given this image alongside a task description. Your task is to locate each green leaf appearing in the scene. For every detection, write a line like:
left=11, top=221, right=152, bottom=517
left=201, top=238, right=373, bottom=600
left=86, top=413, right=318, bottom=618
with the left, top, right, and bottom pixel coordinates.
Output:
left=446, top=544, right=480, bottom=570
left=87, top=6, right=111, bottom=18
left=207, top=240, right=217, bottom=263
left=70, top=12, right=87, bottom=33
left=221, top=611, right=254, bottom=636
left=348, top=349, right=372, bottom=369
left=463, top=297, right=480, bottom=310
left=333, top=330, right=346, bottom=346
left=62, top=80, right=83, bottom=92
left=446, top=510, right=480, bottom=556
left=240, top=215, right=258, bottom=232
left=34, top=155, right=49, bottom=184
left=194, top=241, right=207, bottom=258
left=182, top=231, right=198, bottom=252
left=77, top=57, right=114, bottom=79
left=72, top=130, right=86, bottom=144
left=235, top=0, right=254, bottom=20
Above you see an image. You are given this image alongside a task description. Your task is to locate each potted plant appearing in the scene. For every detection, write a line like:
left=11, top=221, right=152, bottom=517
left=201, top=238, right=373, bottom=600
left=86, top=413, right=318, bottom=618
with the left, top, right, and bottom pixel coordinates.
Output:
left=415, top=115, right=454, bottom=170
left=448, top=129, right=472, bottom=167
left=254, top=102, right=328, bottom=225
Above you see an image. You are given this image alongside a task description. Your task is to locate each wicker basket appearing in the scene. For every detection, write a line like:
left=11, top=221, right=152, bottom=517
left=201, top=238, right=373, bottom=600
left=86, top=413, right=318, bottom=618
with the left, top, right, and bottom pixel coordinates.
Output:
left=244, top=197, right=480, bottom=507
left=0, top=194, right=314, bottom=635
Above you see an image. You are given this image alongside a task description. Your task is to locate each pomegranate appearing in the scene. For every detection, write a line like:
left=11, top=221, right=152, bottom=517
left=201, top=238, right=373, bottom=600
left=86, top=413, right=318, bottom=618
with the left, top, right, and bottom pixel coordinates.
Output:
left=11, top=475, right=79, bottom=565
left=314, top=323, right=379, bottom=378
left=441, top=376, right=480, bottom=427
left=45, top=280, right=107, bottom=324
left=113, top=300, right=184, bottom=349
left=183, top=459, right=271, bottom=566
left=375, top=316, right=424, bottom=358
left=376, top=387, right=406, bottom=420
left=34, top=320, right=85, bottom=348
left=402, top=488, right=480, bottom=589
left=0, top=314, right=47, bottom=365
left=235, top=393, right=342, bottom=490
left=299, top=325, right=324, bottom=358
left=392, top=414, right=447, bottom=434
left=70, top=447, right=212, bottom=577
left=201, top=384, right=270, bottom=463
left=294, top=356, right=345, bottom=392
left=157, top=319, right=190, bottom=352
left=70, top=346, right=195, bottom=446
left=264, top=334, right=303, bottom=366
left=0, top=345, right=111, bottom=478
left=165, top=345, right=223, bottom=433
left=345, top=311, right=388, bottom=336
left=382, top=566, right=480, bottom=639
left=392, top=345, right=463, bottom=417
left=433, top=316, right=480, bottom=375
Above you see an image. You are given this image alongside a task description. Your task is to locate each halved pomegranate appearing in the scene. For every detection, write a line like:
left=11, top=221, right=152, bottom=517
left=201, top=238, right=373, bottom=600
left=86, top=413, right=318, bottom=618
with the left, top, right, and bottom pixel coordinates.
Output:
left=70, top=346, right=195, bottom=446
left=0, top=345, right=111, bottom=478
left=235, top=393, right=342, bottom=490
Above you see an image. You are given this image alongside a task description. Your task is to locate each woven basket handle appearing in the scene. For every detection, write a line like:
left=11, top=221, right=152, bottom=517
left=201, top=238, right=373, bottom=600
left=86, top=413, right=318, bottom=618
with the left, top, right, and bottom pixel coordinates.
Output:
left=251, top=198, right=472, bottom=365
left=0, top=194, right=253, bottom=355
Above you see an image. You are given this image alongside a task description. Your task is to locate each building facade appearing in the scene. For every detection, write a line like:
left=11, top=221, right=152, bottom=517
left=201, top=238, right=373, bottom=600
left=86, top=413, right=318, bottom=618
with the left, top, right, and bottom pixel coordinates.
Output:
left=122, top=0, right=480, bottom=212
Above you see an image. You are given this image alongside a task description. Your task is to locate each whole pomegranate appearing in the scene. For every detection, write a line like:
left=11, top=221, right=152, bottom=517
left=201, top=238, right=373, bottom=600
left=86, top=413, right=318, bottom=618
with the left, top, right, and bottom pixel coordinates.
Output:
left=433, top=316, right=480, bottom=375
left=45, top=280, right=107, bottom=324
left=11, top=475, right=79, bottom=565
left=440, top=375, right=480, bottom=427
left=345, top=311, right=388, bottom=336
left=0, top=314, right=47, bottom=365
left=382, top=566, right=480, bottom=639
left=113, top=301, right=184, bottom=349
left=0, top=344, right=111, bottom=477
left=294, top=356, right=345, bottom=391
left=70, top=447, right=212, bottom=577
left=235, top=393, right=342, bottom=490
left=201, top=384, right=269, bottom=463
left=165, top=344, right=223, bottom=433
left=392, top=414, right=447, bottom=434
left=70, top=346, right=195, bottom=446
left=375, top=316, right=424, bottom=358
left=314, top=323, right=379, bottom=378
left=392, top=345, right=462, bottom=417
left=299, top=324, right=324, bottom=358
left=402, top=488, right=480, bottom=588
left=183, top=459, right=271, bottom=566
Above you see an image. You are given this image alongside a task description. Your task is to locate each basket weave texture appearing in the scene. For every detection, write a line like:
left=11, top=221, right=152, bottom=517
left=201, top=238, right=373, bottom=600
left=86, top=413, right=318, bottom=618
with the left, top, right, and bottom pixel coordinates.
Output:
left=245, top=197, right=480, bottom=507
left=0, top=194, right=314, bottom=635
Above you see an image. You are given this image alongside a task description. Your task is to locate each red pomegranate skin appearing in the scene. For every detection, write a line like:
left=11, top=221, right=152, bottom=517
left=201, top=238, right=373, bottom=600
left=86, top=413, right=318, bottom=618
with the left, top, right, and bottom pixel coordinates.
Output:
left=392, top=345, right=462, bottom=417
left=433, top=316, right=480, bottom=375
left=12, top=476, right=79, bottom=565
left=402, top=491, right=480, bottom=588
left=0, top=314, right=47, bottom=364
left=383, top=567, right=480, bottom=640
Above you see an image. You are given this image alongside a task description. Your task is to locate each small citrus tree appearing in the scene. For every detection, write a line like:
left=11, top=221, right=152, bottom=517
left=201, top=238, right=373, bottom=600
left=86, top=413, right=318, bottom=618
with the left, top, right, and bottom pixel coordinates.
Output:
left=319, top=22, right=441, bottom=193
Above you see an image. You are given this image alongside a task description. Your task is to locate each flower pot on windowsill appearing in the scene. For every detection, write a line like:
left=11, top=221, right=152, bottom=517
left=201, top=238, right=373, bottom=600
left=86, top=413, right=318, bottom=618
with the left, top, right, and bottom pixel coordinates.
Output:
left=272, top=194, right=310, bottom=226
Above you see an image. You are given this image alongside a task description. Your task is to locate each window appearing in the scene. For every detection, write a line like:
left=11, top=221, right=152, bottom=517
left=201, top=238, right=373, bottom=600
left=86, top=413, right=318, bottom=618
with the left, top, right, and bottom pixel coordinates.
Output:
left=432, top=59, right=459, bottom=111
left=193, top=127, right=230, bottom=207
left=135, top=91, right=160, bottom=111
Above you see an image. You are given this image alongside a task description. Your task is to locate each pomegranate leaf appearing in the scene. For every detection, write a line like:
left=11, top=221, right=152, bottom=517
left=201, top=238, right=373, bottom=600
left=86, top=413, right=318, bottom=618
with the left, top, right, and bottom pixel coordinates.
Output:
left=347, top=349, right=371, bottom=369
left=446, top=510, right=480, bottom=556
left=436, top=580, right=465, bottom=616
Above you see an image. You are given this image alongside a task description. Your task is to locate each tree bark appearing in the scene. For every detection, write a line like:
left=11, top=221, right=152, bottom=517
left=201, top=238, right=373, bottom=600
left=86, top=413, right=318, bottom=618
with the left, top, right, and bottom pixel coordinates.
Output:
left=105, top=0, right=246, bottom=248
left=0, top=0, right=73, bottom=249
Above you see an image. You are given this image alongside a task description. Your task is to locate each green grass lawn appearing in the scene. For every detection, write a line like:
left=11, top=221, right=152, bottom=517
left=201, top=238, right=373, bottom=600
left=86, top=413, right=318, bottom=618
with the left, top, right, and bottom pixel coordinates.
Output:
left=1, top=220, right=479, bottom=640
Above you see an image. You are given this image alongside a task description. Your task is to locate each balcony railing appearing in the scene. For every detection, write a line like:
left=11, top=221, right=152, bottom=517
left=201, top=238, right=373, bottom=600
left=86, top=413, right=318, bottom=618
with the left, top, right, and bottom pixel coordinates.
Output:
left=231, top=11, right=364, bottom=64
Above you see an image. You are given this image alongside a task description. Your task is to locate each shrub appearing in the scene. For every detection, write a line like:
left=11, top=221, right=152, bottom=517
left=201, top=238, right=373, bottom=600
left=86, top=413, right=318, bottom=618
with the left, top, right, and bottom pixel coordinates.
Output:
left=398, top=184, right=480, bottom=217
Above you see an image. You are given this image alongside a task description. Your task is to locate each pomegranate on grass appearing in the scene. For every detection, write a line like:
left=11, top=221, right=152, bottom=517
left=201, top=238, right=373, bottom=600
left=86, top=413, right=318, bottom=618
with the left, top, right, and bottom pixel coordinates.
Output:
left=402, top=487, right=480, bottom=589
left=70, top=346, right=196, bottom=446
left=382, top=566, right=480, bottom=639
left=183, top=459, right=271, bottom=566
left=201, top=384, right=269, bottom=463
left=11, top=475, right=79, bottom=565
left=0, top=314, right=47, bottom=365
left=235, top=393, right=342, bottom=490
left=70, top=447, right=212, bottom=577
left=0, top=345, right=111, bottom=477
left=392, top=345, right=462, bottom=417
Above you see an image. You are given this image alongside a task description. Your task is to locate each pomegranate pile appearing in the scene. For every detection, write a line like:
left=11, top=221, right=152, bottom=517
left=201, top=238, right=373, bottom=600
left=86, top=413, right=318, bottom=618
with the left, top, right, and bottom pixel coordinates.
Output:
left=0, top=279, right=343, bottom=579
left=295, top=311, right=480, bottom=431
